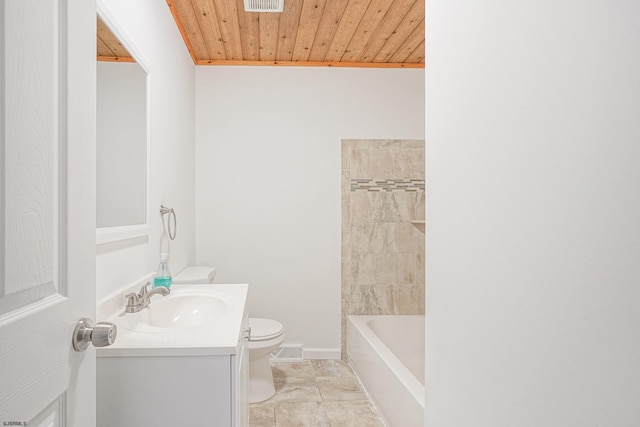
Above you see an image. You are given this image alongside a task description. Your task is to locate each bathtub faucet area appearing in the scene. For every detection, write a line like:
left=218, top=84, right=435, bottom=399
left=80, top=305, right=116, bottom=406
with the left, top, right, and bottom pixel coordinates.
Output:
left=125, top=282, right=170, bottom=313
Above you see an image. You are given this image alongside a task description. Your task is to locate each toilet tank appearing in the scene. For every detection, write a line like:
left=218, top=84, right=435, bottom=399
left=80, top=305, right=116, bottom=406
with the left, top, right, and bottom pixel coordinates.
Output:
left=173, top=266, right=216, bottom=284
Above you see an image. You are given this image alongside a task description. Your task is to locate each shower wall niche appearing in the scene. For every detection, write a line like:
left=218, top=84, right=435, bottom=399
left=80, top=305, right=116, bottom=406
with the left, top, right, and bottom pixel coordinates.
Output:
left=341, top=139, right=425, bottom=351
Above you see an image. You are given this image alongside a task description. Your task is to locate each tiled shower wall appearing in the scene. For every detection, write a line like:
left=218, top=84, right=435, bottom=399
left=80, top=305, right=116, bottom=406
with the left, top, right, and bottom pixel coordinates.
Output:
left=341, top=139, right=425, bottom=354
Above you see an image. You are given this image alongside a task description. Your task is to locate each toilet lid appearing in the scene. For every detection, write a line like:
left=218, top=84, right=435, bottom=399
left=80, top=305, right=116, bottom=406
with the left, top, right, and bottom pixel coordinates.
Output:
left=249, top=318, right=284, bottom=341
left=173, top=266, right=216, bottom=284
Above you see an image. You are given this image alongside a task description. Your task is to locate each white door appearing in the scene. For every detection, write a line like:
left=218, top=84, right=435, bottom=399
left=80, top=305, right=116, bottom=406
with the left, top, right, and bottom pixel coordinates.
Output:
left=0, top=1, right=97, bottom=426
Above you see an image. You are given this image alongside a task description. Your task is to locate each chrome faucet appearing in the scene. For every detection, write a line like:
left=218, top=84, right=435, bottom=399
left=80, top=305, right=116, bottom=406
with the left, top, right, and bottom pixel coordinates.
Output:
left=125, top=282, right=170, bottom=313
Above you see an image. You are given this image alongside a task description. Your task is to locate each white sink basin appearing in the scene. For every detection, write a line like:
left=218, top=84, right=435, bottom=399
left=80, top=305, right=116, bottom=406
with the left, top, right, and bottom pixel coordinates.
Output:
left=115, top=289, right=230, bottom=332
left=97, top=283, right=248, bottom=356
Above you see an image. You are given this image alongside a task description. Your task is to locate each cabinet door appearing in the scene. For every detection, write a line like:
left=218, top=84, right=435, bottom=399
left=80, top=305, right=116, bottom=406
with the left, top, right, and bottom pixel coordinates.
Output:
left=232, top=312, right=250, bottom=426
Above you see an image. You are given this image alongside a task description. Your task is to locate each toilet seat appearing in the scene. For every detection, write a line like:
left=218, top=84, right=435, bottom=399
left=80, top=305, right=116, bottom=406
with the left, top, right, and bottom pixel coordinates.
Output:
left=249, top=318, right=284, bottom=341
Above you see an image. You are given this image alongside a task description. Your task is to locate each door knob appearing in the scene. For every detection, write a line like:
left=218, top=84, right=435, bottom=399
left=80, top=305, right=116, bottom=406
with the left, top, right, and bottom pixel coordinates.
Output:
left=72, top=317, right=117, bottom=351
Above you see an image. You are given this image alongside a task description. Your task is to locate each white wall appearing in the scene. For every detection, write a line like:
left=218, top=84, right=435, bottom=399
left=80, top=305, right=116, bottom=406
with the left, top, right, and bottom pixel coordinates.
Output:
left=96, top=0, right=195, bottom=300
left=426, top=1, right=640, bottom=425
left=195, top=67, right=424, bottom=351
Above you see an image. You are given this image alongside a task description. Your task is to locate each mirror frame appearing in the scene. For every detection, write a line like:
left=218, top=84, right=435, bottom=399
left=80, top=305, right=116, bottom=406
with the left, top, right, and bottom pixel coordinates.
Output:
left=96, top=1, right=151, bottom=246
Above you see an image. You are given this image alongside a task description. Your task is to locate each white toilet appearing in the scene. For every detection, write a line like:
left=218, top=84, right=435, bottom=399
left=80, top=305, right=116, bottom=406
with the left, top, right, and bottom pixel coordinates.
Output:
left=172, top=266, right=285, bottom=403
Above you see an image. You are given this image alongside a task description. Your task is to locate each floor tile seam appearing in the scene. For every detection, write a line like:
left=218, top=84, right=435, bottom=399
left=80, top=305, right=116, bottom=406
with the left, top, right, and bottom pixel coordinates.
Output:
left=274, top=362, right=356, bottom=379
left=320, top=402, right=384, bottom=427
left=272, top=401, right=328, bottom=427
left=315, top=375, right=359, bottom=381
left=250, top=402, right=276, bottom=409
left=270, top=400, right=377, bottom=407
left=317, top=387, right=368, bottom=400
left=273, top=399, right=323, bottom=404
left=312, top=372, right=356, bottom=378
left=271, top=383, right=323, bottom=404
left=272, top=378, right=318, bottom=382
left=321, top=399, right=374, bottom=406
left=317, top=384, right=365, bottom=394
left=319, top=396, right=368, bottom=403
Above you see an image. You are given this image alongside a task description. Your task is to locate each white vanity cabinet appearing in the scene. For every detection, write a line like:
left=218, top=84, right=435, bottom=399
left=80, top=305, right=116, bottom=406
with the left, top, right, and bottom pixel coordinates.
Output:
left=96, top=284, right=249, bottom=427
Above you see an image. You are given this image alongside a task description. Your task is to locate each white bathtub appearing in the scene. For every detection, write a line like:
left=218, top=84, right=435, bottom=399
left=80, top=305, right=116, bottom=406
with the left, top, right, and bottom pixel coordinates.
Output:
left=347, top=315, right=425, bottom=427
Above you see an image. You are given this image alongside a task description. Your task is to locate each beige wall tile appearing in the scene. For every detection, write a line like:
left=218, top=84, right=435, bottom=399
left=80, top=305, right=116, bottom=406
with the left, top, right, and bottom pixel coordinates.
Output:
left=369, top=147, right=394, bottom=178
left=372, top=139, right=402, bottom=148
left=344, top=139, right=372, bottom=149
left=350, top=285, right=394, bottom=315
left=341, top=141, right=351, bottom=171
left=341, top=292, right=350, bottom=357
left=341, top=169, right=350, bottom=200
left=351, top=223, right=398, bottom=253
left=350, top=148, right=370, bottom=179
left=402, top=139, right=425, bottom=149
left=371, top=192, right=400, bottom=222
left=394, top=223, right=419, bottom=253
left=341, top=296, right=350, bottom=325
left=395, top=253, right=417, bottom=284
left=362, top=192, right=423, bottom=223
left=392, top=149, right=415, bottom=179
left=341, top=200, right=350, bottom=231
left=350, top=254, right=370, bottom=286
left=392, top=192, right=418, bottom=222
left=416, top=253, right=425, bottom=285
left=342, top=261, right=352, bottom=289
left=415, top=190, right=425, bottom=220
left=342, top=139, right=425, bottom=344
left=349, top=222, right=366, bottom=254
left=341, top=231, right=351, bottom=266
left=369, top=223, right=397, bottom=253
left=372, top=253, right=396, bottom=284
left=393, top=284, right=425, bottom=315
left=350, top=191, right=373, bottom=224
left=417, top=225, right=425, bottom=254
left=342, top=286, right=351, bottom=306
left=405, top=148, right=425, bottom=178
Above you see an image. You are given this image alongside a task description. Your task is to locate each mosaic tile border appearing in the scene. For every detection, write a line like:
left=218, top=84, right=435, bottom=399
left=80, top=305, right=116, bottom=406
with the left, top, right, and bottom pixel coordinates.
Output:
left=350, top=179, right=425, bottom=192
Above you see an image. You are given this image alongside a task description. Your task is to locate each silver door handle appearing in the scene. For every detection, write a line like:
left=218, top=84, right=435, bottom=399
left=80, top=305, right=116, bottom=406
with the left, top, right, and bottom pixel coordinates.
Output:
left=72, top=317, right=117, bottom=351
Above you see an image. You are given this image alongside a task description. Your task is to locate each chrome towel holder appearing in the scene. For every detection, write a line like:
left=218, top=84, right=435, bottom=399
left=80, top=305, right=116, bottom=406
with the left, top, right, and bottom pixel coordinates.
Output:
left=160, top=205, right=177, bottom=240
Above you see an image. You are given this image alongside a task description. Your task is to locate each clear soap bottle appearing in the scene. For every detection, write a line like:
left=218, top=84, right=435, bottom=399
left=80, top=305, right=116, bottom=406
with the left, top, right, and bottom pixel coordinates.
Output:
left=153, top=253, right=172, bottom=288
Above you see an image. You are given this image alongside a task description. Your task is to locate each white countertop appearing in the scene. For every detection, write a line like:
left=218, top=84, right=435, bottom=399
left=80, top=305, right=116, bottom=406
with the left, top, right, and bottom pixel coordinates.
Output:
left=97, top=283, right=248, bottom=358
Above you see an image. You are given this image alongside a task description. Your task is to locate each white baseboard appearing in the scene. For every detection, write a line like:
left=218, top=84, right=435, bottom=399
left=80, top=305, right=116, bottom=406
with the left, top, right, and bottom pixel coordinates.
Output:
left=303, top=348, right=341, bottom=360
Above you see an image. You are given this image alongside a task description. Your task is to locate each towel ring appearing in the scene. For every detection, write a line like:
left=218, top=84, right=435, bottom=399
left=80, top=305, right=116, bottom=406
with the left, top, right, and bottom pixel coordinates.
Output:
left=160, top=205, right=177, bottom=241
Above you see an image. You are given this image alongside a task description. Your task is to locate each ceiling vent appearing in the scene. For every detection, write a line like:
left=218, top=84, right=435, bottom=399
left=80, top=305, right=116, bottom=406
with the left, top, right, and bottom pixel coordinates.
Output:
left=244, top=0, right=284, bottom=12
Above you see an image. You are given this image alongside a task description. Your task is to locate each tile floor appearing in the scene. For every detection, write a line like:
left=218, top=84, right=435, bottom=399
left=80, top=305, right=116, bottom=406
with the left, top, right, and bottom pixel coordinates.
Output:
left=249, top=360, right=385, bottom=427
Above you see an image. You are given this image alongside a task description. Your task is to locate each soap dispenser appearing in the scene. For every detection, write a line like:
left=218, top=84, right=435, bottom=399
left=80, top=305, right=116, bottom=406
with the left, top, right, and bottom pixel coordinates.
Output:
left=153, top=253, right=172, bottom=288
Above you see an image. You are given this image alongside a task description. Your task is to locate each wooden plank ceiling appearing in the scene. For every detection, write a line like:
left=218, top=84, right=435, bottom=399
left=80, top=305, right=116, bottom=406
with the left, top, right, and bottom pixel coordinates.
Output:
left=97, top=18, right=134, bottom=62
left=167, top=0, right=424, bottom=67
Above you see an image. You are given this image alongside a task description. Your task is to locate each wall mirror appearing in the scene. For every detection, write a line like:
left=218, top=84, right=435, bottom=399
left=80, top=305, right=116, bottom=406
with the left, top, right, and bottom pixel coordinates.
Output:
left=96, top=8, right=150, bottom=245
